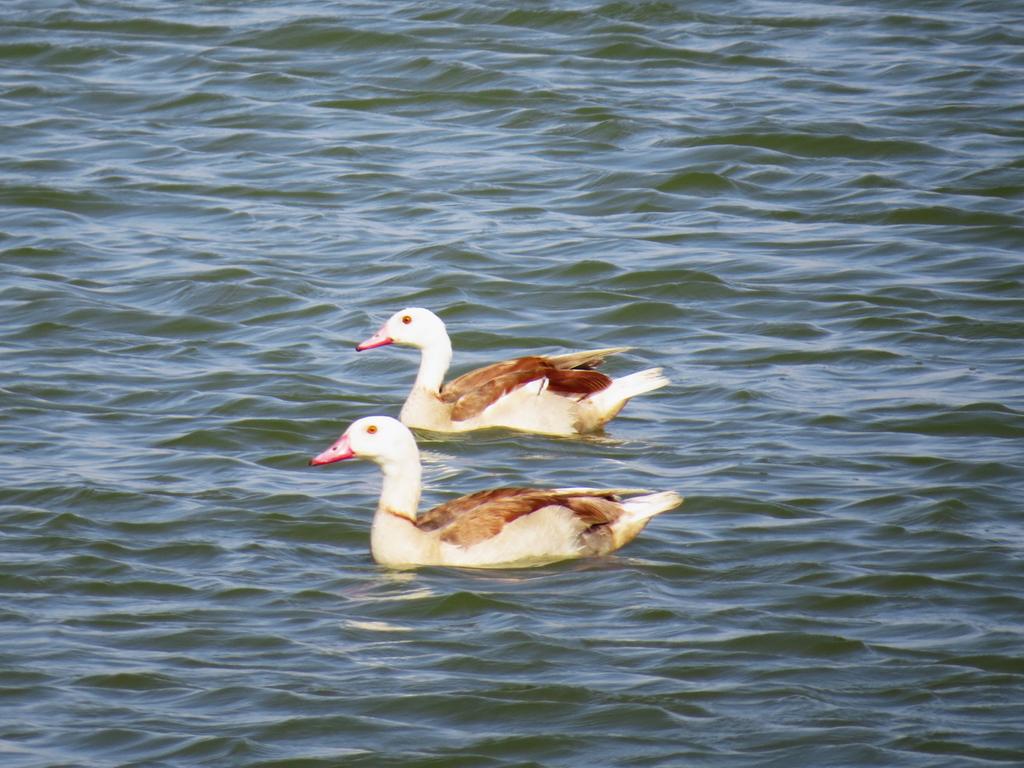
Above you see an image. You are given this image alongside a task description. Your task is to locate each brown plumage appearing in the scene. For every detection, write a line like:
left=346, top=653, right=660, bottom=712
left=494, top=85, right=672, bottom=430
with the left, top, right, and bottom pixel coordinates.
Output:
left=441, top=356, right=613, bottom=422
left=416, top=487, right=624, bottom=547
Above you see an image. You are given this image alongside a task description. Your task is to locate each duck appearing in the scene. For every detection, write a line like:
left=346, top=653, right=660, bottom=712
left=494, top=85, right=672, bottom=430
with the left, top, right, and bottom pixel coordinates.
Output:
left=309, top=416, right=682, bottom=568
left=355, top=307, right=668, bottom=436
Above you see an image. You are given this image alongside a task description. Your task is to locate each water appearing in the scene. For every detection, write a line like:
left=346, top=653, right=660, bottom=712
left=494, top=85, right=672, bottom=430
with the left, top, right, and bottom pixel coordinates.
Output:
left=2, top=1, right=1023, bottom=765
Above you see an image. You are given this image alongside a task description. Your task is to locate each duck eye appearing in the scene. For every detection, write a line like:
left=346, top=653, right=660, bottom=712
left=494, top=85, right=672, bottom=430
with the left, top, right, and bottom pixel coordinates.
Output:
left=401, top=315, right=412, bottom=325
left=366, top=424, right=378, bottom=434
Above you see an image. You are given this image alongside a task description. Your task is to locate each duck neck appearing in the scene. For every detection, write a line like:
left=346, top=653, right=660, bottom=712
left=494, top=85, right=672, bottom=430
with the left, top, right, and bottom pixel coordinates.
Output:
left=375, top=445, right=422, bottom=522
left=413, top=336, right=452, bottom=394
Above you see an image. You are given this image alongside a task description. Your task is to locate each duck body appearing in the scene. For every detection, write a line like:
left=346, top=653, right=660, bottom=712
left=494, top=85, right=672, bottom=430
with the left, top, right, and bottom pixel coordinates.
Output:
left=398, top=363, right=603, bottom=435
left=309, top=416, right=682, bottom=568
left=366, top=487, right=639, bottom=568
left=356, top=308, right=668, bottom=436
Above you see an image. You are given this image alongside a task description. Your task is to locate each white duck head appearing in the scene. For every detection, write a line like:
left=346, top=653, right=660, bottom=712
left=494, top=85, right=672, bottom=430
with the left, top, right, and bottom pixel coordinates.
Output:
left=308, top=415, right=418, bottom=469
left=355, top=307, right=449, bottom=352
left=309, top=416, right=424, bottom=523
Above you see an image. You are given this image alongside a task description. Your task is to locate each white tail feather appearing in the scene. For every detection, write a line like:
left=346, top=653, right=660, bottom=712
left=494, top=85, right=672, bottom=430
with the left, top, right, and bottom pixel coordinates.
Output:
left=621, top=491, right=684, bottom=522
left=587, top=367, right=669, bottom=419
left=609, top=490, right=683, bottom=550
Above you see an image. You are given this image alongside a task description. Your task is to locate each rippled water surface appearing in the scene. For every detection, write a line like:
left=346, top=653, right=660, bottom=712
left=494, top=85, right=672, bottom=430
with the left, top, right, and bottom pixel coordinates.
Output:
left=2, top=1, right=1023, bottom=766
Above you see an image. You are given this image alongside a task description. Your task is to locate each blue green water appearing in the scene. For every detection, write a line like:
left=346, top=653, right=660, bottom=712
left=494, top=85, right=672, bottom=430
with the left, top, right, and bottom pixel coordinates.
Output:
left=2, top=1, right=1023, bottom=766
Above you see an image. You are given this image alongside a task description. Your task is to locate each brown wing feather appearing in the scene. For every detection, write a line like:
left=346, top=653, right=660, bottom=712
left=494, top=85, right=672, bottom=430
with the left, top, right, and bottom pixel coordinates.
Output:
left=443, top=347, right=627, bottom=399
left=417, top=488, right=624, bottom=548
left=441, top=357, right=550, bottom=402
left=544, top=368, right=612, bottom=396
left=562, top=495, right=624, bottom=525
left=446, top=370, right=549, bottom=421
left=441, top=356, right=612, bottom=420
left=417, top=488, right=534, bottom=530
left=545, top=346, right=631, bottom=371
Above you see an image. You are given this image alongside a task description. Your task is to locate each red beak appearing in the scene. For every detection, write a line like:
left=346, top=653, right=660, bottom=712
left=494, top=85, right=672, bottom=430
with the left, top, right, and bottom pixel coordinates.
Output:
left=355, top=327, right=393, bottom=351
left=309, top=433, right=355, bottom=466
